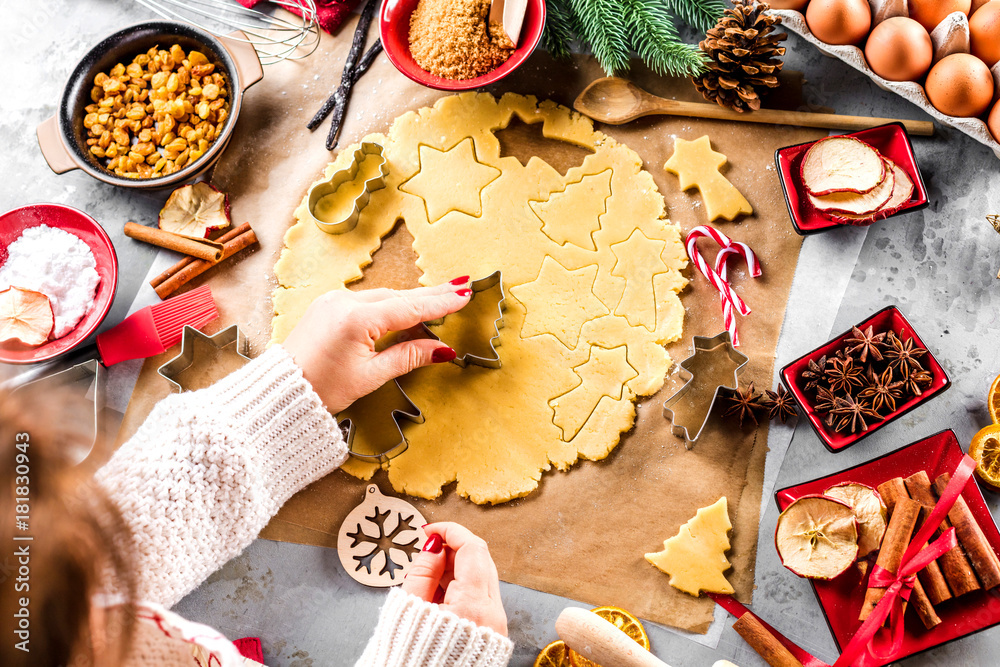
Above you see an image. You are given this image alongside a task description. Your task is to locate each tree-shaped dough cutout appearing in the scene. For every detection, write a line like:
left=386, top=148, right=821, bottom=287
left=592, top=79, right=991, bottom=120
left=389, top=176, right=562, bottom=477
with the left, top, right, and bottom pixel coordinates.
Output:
left=645, top=496, right=734, bottom=596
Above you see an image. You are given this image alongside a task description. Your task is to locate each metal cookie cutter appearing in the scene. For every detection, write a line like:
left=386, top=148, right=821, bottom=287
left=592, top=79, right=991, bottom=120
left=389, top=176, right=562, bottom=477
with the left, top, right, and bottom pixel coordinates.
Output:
left=339, top=380, right=424, bottom=464
left=157, top=324, right=251, bottom=392
left=423, top=271, right=506, bottom=368
left=10, top=359, right=104, bottom=466
left=306, top=141, right=387, bottom=235
left=662, top=331, right=749, bottom=447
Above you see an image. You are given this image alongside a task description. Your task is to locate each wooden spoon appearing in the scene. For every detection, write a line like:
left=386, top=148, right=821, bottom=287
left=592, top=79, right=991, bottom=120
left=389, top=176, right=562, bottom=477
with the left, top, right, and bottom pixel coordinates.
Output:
left=489, top=0, right=528, bottom=46
left=574, top=77, right=935, bottom=136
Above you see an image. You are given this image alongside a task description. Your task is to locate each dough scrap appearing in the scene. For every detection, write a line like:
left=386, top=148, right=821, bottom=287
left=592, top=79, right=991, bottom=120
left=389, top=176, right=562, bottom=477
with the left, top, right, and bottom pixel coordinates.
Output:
left=664, top=136, right=753, bottom=222
left=272, top=93, right=688, bottom=504
left=645, top=497, right=735, bottom=596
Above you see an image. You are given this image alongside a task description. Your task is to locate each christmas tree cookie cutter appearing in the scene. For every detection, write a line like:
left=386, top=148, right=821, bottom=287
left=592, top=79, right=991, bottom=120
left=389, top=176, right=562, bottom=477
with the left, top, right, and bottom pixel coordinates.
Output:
left=157, top=324, right=251, bottom=393
left=339, top=379, right=425, bottom=464
left=662, top=331, right=749, bottom=447
left=337, top=484, right=427, bottom=587
left=423, top=270, right=507, bottom=369
left=306, top=141, right=387, bottom=235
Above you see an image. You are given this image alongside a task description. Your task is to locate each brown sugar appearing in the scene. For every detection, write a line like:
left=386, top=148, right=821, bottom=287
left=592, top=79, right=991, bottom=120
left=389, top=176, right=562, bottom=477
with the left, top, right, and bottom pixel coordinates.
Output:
left=408, top=0, right=515, bottom=80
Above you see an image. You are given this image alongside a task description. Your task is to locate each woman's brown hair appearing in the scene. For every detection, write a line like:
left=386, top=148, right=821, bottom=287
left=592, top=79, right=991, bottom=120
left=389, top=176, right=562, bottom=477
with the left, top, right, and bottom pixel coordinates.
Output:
left=0, top=384, right=137, bottom=666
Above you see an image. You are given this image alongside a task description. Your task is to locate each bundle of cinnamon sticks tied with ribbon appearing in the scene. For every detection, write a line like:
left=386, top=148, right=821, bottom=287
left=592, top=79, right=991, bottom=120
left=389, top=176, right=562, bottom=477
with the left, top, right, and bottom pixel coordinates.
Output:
left=125, top=222, right=259, bottom=299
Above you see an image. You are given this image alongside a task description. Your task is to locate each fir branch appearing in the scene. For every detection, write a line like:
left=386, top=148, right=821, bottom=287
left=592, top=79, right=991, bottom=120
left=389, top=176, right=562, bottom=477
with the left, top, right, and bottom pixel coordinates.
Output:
left=663, top=0, right=727, bottom=33
left=568, top=0, right=631, bottom=75
left=544, top=0, right=576, bottom=61
left=623, top=0, right=708, bottom=77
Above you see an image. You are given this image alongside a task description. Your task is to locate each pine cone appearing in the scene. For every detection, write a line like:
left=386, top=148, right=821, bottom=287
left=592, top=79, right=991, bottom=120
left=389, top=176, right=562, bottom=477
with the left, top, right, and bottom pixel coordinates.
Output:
left=693, top=0, right=787, bottom=113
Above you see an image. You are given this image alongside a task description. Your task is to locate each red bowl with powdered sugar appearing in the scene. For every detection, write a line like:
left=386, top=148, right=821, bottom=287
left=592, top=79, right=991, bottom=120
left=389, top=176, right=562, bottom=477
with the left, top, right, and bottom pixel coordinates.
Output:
left=379, top=0, right=546, bottom=91
left=0, top=204, right=118, bottom=364
left=775, top=430, right=1000, bottom=665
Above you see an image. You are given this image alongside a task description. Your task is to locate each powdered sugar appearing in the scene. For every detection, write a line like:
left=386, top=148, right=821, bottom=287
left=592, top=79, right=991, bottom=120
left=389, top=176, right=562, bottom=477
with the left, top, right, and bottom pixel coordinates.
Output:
left=0, top=225, right=101, bottom=338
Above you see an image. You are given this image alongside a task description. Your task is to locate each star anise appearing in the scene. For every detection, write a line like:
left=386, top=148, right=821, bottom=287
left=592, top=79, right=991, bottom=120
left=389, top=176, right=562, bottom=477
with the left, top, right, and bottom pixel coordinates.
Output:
left=825, top=356, right=865, bottom=395
left=761, top=385, right=797, bottom=423
left=858, top=367, right=903, bottom=414
left=801, top=355, right=828, bottom=392
left=902, top=369, right=934, bottom=397
left=724, top=381, right=765, bottom=427
left=845, top=325, right=886, bottom=363
left=884, top=331, right=927, bottom=378
left=813, top=386, right=838, bottom=413
left=831, top=395, right=881, bottom=433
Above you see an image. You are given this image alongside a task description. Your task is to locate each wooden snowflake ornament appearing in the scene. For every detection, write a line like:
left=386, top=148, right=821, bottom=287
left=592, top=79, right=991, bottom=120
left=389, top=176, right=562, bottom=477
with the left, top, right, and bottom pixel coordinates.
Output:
left=337, top=484, right=427, bottom=587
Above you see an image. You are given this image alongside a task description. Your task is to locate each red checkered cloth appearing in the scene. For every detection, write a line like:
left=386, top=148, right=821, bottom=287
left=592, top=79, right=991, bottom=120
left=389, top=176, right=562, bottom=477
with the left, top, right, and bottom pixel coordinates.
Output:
left=235, top=0, right=361, bottom=34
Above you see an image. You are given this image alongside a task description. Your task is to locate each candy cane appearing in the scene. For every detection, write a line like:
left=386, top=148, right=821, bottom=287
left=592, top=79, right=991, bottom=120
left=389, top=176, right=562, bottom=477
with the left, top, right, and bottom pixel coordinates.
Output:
left=686, top=226, right=762, bottom=346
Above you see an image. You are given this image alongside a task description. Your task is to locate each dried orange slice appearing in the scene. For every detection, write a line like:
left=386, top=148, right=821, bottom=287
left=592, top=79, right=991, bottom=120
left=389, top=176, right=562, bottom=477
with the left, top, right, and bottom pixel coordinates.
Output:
left=534, top=640, right=570, bottom=667
left=970, top=424, right=1000, bottom=491
left=567, top=606, right=650, bottom=667
left=0, top=286, right=54, bottom=347
left=988, top=373, right=1000, bottom=424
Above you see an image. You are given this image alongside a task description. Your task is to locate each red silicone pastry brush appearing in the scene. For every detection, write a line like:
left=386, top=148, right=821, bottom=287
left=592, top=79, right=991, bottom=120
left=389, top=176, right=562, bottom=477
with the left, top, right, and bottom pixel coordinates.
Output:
left=95, top=284, right=218, bottom=365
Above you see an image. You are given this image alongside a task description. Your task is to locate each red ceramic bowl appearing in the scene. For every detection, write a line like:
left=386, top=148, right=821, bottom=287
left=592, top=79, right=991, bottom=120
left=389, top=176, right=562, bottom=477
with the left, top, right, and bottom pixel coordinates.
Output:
left=379, top=0, right=546, bottom=91
left=775, top=123, right=929, bottom=235
left=780, top=305, right=950, bottom=452
left=775, top=430, right=1000, bottom=665
left=0, top=204, right=118, bottom=364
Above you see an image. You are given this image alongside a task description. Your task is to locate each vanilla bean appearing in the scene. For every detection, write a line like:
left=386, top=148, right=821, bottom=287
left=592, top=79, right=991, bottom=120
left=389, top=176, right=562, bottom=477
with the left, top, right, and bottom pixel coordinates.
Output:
left=308, top=39, right=383, bottom=130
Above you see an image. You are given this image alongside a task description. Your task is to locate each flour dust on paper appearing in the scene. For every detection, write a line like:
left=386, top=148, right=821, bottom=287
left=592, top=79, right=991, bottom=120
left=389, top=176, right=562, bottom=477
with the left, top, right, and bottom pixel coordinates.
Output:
left=271, top=93, right=688, bottom=504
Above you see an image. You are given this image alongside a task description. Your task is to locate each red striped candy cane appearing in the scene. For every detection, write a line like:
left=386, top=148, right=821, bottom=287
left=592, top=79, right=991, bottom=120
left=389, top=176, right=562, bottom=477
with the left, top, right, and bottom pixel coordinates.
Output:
left=686, top=226, right=762, bottom=346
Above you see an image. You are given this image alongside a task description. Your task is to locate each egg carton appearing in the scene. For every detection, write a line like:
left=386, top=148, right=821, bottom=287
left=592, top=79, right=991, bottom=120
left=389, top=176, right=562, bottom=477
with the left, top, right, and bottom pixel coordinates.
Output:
left=772, top=9, right=1000, bottom=160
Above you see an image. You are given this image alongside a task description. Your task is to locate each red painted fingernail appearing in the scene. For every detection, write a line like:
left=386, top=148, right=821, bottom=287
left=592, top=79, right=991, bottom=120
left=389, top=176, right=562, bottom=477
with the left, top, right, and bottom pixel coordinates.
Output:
left=431, top=347, right=456, bottom=363
left=449, top=276, right=470, bottom=285
left=421, top=523, right=429, bottom=529
left=456, top=288, right=472, bottom=297
left=423, top=534, right=443, bottom=554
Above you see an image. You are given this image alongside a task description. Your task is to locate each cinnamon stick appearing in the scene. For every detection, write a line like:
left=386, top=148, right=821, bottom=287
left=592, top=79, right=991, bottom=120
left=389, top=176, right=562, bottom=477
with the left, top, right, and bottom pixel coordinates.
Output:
left=860, top=497, right=920, bottom=621
left=876, top=477, right=908, bottom=515
left=151, top=223, right=257, bottom=299
left=150, top=223, right=251, bottom=288
left=909, top=577, right=942, bottom=629
left=903, top=471, right=955, bottom=604
left=124, top=222, right=223, bottom=263
left=732, top=613, right=804, bottom=667
left=934, top=473, right=1000, bottom=590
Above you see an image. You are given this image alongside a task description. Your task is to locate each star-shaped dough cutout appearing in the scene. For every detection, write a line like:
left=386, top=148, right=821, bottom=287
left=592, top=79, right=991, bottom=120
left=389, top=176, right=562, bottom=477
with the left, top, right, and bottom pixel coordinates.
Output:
left=400, top=137, right=501, bottom=223
left=510, top=257, right=608, bottom=349
left=610, top=229, right=669, bottom=331
left=664, top=135, right=752, bottom=222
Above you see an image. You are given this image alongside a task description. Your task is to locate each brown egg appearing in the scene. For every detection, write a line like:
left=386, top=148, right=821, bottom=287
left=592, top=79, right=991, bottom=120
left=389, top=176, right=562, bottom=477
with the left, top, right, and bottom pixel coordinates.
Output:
left=806, top=0, right=872, bottom=44
left=865, top=18, right=933, bottom=81
left=972, top=0, right=997, bottom=15
left=989, top=99, right=1000, bottom=142
left=768, top=0, right=809, bottom=9
left=970, top=2, right=1000, bottom=66
left=925, top=53, right=994, bottom=116
left=909, top=0, right=971, bottom=31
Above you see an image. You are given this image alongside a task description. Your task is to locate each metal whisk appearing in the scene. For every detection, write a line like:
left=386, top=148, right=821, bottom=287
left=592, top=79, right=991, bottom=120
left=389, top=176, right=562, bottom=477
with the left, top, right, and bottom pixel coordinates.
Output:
left=135, top=0, right=321, bottom=65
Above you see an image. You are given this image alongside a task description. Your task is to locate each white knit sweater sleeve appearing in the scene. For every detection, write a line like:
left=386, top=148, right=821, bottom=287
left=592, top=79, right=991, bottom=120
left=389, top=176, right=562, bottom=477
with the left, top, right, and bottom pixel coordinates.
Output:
left=355, top=588, right=514, bottom=667
left=96, top=344, right=348, bottom=608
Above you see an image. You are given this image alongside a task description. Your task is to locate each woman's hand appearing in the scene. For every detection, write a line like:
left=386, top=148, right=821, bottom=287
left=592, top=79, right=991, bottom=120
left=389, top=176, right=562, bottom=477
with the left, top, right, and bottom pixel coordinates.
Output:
left=401, top=522, right=508, bottom=636
left=282, top=279, right=471, bottom=414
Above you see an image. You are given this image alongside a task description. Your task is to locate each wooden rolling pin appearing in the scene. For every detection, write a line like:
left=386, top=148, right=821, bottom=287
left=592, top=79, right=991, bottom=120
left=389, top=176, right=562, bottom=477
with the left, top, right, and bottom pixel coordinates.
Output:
left=555, top=607, right=670, bottom=667
left=574, top=77, right=935, bottom=136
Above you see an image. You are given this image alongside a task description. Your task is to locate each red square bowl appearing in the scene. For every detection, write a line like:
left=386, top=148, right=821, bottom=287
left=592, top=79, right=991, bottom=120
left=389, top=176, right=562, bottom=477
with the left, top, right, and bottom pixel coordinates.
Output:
left=775, top=123, right=929, bottom=235
left=775, top=430, right=1000, bottom=665
left=780, top=305, right=950, bottom=452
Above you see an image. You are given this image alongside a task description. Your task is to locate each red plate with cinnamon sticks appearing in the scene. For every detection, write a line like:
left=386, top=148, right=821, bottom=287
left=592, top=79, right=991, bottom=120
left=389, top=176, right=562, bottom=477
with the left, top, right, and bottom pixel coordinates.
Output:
left=780, top=305, right=951, bottom=452
left=775, top=430, right=1000, bottom=665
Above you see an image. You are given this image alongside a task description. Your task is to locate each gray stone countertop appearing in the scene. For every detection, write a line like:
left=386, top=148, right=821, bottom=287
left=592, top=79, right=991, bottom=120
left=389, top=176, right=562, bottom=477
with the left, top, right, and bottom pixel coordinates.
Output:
left=3, top=2, right=1000, bottom=666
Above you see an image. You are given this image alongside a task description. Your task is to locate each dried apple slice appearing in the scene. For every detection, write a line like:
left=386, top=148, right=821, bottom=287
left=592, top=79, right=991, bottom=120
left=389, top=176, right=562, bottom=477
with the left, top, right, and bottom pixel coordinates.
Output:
left=776, top=495, right=859, bottom=579
left=0, top=286, right=54, bottom=347
left=823, top=482, right=887, bottom=558
left=827, top=158, right=915, bottom=226
left=801, top=136, right=886, bottom=196
left=158, top=182, right=230, bottom=239
left=808, top=165, right=894, bottom=216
